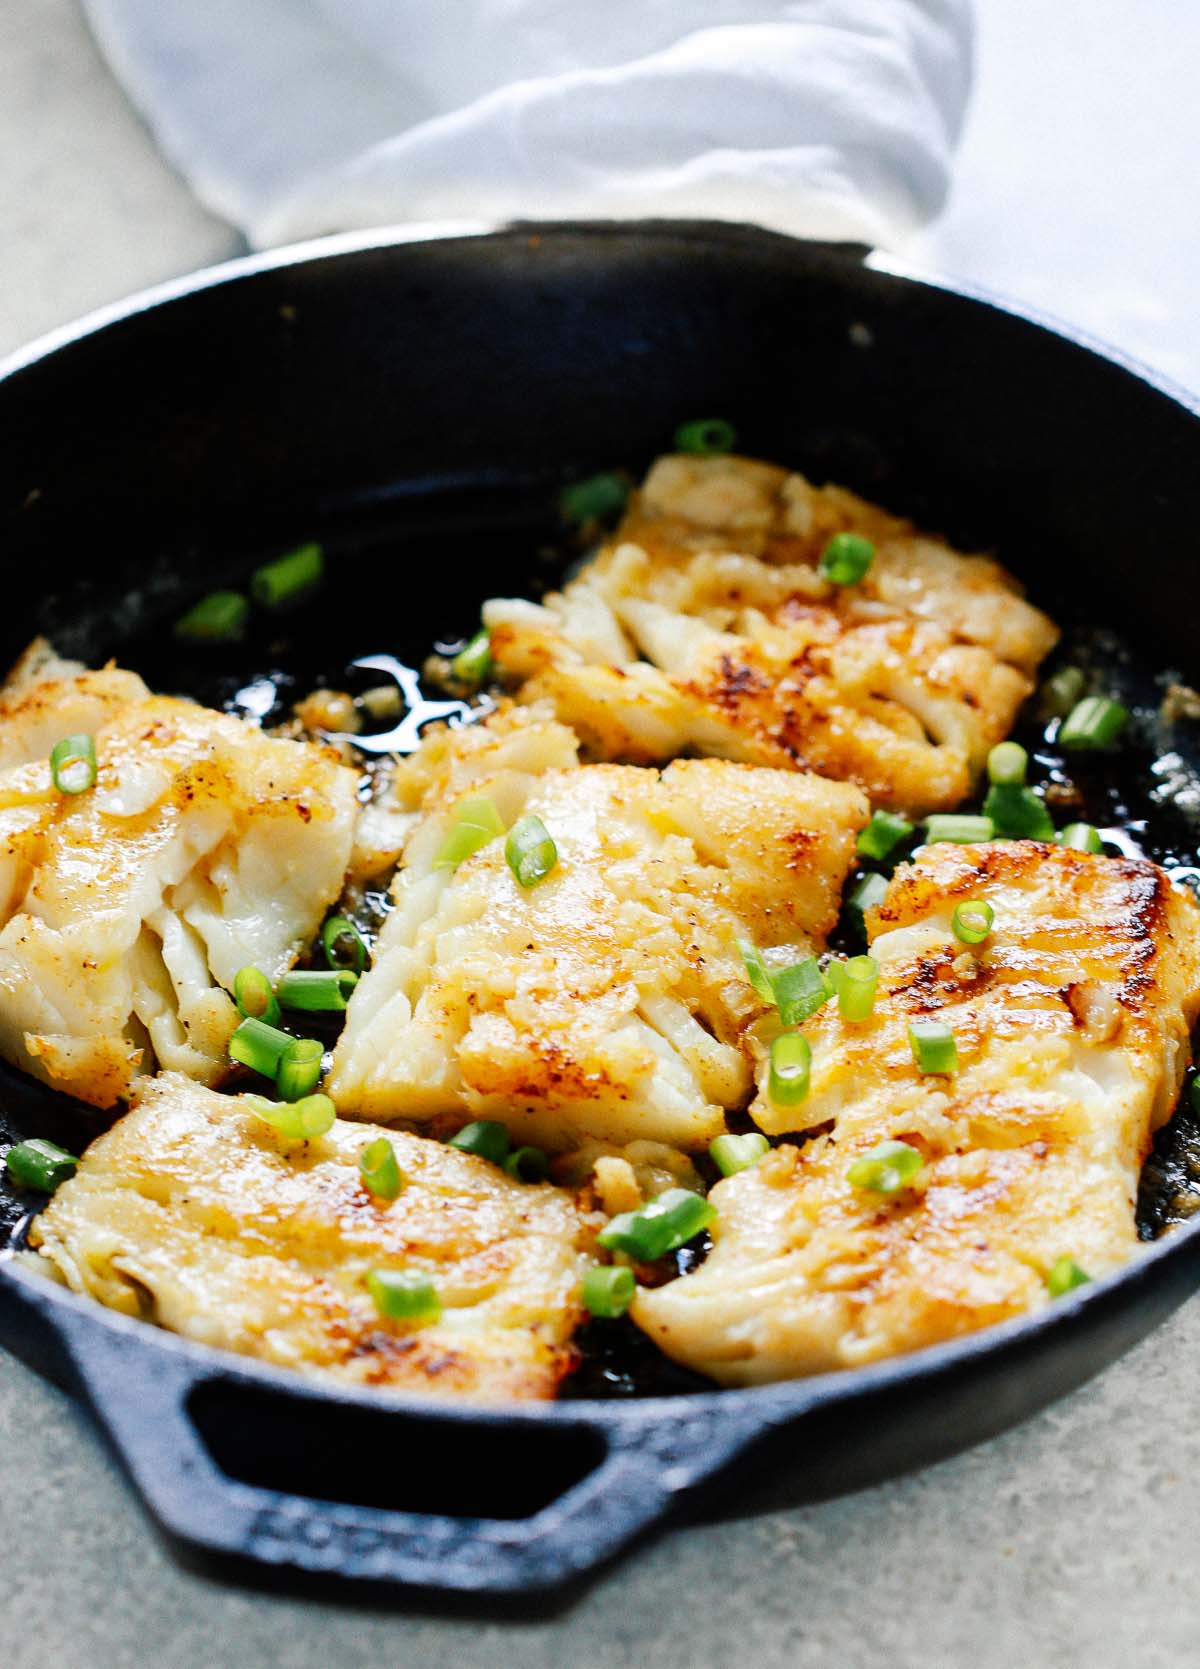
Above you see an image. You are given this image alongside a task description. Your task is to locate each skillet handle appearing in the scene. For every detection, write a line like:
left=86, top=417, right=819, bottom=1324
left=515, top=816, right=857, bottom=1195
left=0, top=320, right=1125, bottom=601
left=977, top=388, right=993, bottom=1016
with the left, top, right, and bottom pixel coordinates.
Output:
left=58, top=1309, right=769, bottom=1594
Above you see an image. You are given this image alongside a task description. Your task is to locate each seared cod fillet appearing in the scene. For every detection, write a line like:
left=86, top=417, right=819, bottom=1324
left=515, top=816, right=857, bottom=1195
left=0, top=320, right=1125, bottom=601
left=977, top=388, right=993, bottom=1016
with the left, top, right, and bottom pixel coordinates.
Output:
left=634, top=842, right=1200, bottom=1384
left=0, top=651, right=356, bottom=1107
left=329, top=705, right=866, bottom=1151
left=485, top=455, right=1058, bottom=814
left=26, top=1074, right=595, bottom=1401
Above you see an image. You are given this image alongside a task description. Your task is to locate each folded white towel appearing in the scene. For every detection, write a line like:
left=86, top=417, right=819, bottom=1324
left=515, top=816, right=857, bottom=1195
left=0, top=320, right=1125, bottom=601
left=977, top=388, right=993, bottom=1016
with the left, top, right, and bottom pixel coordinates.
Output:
left=84, top=0, right=972, bottom=250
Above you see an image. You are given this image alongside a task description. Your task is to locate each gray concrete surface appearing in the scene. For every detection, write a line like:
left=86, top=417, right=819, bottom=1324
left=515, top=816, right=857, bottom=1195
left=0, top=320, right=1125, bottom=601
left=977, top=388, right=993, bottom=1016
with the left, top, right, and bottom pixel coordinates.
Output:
left=2, top=2, right=1199, bottom=1665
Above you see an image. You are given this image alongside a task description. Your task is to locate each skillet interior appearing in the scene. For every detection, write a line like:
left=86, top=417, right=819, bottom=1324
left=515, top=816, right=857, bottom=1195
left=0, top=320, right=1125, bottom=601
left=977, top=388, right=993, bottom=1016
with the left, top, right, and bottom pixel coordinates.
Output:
left=1, top=221, right=1200, bottom=1591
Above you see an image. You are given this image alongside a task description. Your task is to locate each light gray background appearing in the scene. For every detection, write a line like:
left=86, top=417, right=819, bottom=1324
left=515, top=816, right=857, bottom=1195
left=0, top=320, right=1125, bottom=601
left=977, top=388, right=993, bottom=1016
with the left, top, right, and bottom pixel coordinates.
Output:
left=3, top=3, right=1200, bottom=1664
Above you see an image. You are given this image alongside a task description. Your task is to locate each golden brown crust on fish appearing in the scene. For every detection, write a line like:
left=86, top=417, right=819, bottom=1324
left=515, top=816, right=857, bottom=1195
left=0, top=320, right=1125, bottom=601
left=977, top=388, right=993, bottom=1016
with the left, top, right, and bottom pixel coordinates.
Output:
left=485, top=455, right=1058, bottom=813
left=27, top=1074, right=597, bottom=1402
left=0, top=656, right=357, bottom=1107
left=633, top=843, right=1200, bottom=1384
left=329, top=706, right=866, bottom=1151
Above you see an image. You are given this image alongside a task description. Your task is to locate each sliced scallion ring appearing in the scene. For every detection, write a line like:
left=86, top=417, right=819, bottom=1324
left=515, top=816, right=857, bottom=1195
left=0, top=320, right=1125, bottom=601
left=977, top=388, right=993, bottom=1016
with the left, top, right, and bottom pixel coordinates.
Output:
left=951, top=899, right=994, bottom=945
left=504, top=1145, right=549, bottom=1183
left=674, top=417, right=736, bottom=455
left=322, top=915, right=368, bottom=974
left=582, top=1264, right=636, bottom=1318
left=772, top=958, right=833, bottom=1027
left=229, top=1016, right=294, bottom=1079
left=250, top=542, right=324, bottom=609
left=737, top=939, right=777, bottom=1004
left=596, top=1188, right=716, bottom=1261
left=505, top=814, right=558, bottom=888
left=245, top=1092, right=336, bottom=1142
left=4, top=1138, right=77, bottom=1192
left=856, top=809, right=913, bottom=864
left=768, top=1032, right=812, bottom=1105
left=173, top=590, right=250, bottom=643
left=987, top=741, right=1028, bottom=785
left=50, top=733, right=96, bottom=795
left=451, top=628, right=492, bottom=688
left=846, top=1139, right=923, bottom=1196
left=433, top=795, right=506, bottom=871
left=922, top=813, right=995, bottom=845
left=446, top=1120, right=510, bottom=1165
left=359, top=1136, right=403, bottom=1201
left=909, top=1019, right=958, bottom=1074
left=830, top=955, right=879, bottom=1021
left=275, top=968, right=358, bottom=1012
left=276, top=1037, right=325, bottom=1102
left=559, top=472, right=629, bottom=526
left=1058, top=822, right=1103, bottom=853
left=366, top=1268, right=441, bottom=1323
left=818, top=531, right=875, bottom=586
left=234, top=965, right=281, bottom=1027
left=1042, top=665, right=1086, bottom=717
left=983, top=782, right=1054, bottom=842
left=1045, top=1256, right=1089, bottom=1297
left=1058, top=694, right=1129, bottom=750
left=709, top=1132, right=770, bottom=1177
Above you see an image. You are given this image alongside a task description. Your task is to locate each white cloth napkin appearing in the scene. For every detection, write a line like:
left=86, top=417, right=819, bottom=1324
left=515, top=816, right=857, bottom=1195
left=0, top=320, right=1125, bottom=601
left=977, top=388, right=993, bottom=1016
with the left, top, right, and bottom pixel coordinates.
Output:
left=83, top=0, right=973, bottom=251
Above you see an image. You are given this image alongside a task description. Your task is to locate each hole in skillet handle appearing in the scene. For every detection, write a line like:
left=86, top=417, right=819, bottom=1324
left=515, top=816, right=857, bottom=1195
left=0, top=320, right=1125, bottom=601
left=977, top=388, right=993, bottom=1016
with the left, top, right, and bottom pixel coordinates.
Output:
left=47, top=1295, right=771, bottom=1594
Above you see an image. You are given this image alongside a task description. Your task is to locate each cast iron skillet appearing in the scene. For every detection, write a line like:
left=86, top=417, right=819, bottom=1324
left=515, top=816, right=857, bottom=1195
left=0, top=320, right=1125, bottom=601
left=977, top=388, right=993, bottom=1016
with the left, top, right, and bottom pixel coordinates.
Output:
left=1, top=220, right=1200, bottom=1597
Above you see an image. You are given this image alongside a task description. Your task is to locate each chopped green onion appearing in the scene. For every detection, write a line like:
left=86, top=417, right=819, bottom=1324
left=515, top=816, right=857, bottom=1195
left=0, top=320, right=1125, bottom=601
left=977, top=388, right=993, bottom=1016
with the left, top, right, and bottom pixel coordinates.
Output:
left=1045, top=1257, right=1090, bottom=1297
left=674, top=417, right=737, bottom=456
left=596, top=1187, right=716, bottom=1261
left=830, top=955, right=879, bottom=1022
left=233, top=965, right=281, bottom=1026
left=433, top=795, right=506, bottom=871
left=229, top=1016, right=295, bottom=1078
left=559, top=472, right=629, bottom=526
left=857, top=809, right=914, bottom=864
left=582, top=1264, right=636, bottom=1318
left=909, top=1020, right=958, bottom=1074
left=366, top=1268, right=441, bottom=1324
left=737, top=939, right=777, bottom=1004
left=768, top=1032, right=812, bottom=1105
left=983, top=782, right=1055, bottom=842
left=173, top=590, right=250, bottom=643
left=451, top=628, right=492, bottom=688
left=504, top=1145, right=549, bottom=1183
left=951, top=899, right=994, bottom=945
left=276, top=1037, right=324, bottom=1102
left=709, top=1132, right=770, bottom=1177
left=250, top=541, right=324, bottom=609
left=447, top=1120, right=510, bottom=1165
left=819, top=532, right=875, bottom=586
left=1058, top=695, right=1129, bottom=750
left=846, top=1139, right=923, bottom=1197
left=773, top=958, right=833, bottom=1027
left=505, top=814, right=558, bottom=888
left=1058, top=822, right=1103, bottom=853
left=246, top=1092, right=336, bottom=1141
left=50, top=734, right=97, bottom=795
left=359, top=1136, right=403, bottom=1201
left=321, top=915, right=368, bottom=974
left=1192, top=1074, right=1200, bottom=1116
left=4, top=1138, right=77, bottom=1192
left=987, top=741, right=1028, bottom=785
left=846, top=872, right=888, bottom=939
left=275, top=968, right=358, bottom=1012
left=1042, top=665, right=1086, bottom=718
left=922, top=813, right=995, bottom=845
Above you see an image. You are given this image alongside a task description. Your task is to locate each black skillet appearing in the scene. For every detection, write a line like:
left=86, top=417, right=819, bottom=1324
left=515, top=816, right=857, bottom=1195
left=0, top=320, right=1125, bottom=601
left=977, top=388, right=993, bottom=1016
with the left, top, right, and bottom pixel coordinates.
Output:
left=1, top=220, right=1200, bottom=1597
